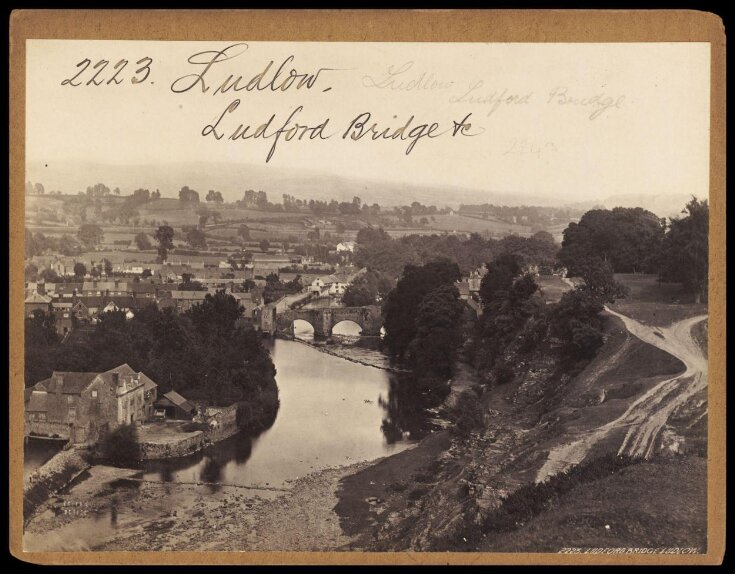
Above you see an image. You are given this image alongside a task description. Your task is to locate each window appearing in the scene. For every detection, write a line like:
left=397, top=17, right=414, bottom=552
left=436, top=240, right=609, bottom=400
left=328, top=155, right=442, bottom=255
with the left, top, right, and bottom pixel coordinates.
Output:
left=91, top=390, right=98, bottom=399
left=67, top=395, right=73, bottom=405
left=68, top=407, right=76, bottom=419
left=38, top=413, right=46, bottom=422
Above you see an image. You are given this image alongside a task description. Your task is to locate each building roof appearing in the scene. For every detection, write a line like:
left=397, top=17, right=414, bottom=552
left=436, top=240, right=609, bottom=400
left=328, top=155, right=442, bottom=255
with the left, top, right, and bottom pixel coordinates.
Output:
left=37, top=372, right=99, bottom=395
left=26, top=390, right=48, bottom=412
left=139, top=372, right=158, bottom=392
left=159, top=390, right=196, bottom=412
left=53, top=283, right=83, bottom=296
left=25, top=292, right=52, bottom=304
left=171, top=290, right=209, bottom=300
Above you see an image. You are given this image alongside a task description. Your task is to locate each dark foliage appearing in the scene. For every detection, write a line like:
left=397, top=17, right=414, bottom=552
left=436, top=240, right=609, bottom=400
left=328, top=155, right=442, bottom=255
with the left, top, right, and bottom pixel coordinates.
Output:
left=382, top=259, right=461, bottom=360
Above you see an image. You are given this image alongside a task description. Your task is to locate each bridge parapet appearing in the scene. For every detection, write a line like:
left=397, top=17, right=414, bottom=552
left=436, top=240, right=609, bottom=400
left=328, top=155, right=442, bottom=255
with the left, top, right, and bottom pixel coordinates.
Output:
left=276, top=305, right=383, bottom=339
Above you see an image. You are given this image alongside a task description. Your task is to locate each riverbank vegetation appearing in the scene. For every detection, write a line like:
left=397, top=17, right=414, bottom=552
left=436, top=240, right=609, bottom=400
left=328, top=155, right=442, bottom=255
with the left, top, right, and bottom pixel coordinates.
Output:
left=24, top=291, right=279, bottom=433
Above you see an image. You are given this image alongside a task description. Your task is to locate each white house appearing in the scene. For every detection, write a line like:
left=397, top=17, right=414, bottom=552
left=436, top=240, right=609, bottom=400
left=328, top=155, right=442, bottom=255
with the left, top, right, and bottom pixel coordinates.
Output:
left=309, top=277, right=326, bottom=294
left=328, top=282, right=348, bottom=296
left=336, top=241, right=356, bottom=253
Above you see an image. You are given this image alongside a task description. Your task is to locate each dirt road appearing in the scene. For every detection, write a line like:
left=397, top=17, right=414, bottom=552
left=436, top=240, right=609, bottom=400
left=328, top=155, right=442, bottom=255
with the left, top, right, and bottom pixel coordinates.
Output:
left=536, top=308, right=708, bottom=482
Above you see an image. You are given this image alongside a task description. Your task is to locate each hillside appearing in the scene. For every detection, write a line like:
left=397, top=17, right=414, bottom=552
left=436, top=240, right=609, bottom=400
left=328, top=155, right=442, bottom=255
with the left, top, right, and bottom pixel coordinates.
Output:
left=334, top=274, right=708, bottom=552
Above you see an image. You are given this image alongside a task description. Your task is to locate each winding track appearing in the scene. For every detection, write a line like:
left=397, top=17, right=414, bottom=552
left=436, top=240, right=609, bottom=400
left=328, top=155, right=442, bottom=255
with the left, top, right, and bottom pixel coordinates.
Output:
left=535, top=308, right=708, bottom=483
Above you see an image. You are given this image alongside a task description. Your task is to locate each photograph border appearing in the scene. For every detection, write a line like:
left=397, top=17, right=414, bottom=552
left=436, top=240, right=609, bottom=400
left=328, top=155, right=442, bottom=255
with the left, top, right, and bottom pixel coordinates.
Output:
left=9, top=8, right=726, bottom=565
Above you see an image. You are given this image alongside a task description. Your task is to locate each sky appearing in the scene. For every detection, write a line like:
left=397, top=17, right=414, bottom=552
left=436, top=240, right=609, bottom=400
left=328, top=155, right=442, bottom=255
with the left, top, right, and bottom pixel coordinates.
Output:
left=26, top=40, right=710, bottom=203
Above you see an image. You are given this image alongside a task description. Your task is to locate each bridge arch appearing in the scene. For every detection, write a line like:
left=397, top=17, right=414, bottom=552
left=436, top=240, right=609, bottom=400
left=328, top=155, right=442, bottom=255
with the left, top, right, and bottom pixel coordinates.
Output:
left=274, top=305, right=383, bottom=339
left=331, top=319, right=363, bottom=337
left=291, top=318, right=316, bottom=339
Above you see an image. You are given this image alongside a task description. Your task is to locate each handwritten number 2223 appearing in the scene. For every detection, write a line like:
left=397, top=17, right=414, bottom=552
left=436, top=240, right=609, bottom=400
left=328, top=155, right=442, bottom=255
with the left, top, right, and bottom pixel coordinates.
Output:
left=61, top=57, right=153, bottom=86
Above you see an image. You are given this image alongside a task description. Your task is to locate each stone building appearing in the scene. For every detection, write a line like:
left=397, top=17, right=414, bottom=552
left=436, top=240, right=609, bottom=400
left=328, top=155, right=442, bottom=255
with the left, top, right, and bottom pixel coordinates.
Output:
left=24, top=364, right=158, bottom=444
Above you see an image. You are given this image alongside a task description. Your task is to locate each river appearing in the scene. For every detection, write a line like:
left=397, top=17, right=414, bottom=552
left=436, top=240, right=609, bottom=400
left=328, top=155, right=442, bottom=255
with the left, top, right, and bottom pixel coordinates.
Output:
left=24, top=337, right=434, bottom=550
left=139, top=337, right=427, bottom=488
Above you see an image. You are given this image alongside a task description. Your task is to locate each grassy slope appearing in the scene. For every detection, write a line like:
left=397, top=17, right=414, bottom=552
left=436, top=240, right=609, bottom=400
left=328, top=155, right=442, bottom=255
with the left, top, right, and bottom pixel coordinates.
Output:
left=611, top=274, right=708, bottom=326
left=337, top=274, right=708, bottom=552
left=483, top=456, right=707, bottom=552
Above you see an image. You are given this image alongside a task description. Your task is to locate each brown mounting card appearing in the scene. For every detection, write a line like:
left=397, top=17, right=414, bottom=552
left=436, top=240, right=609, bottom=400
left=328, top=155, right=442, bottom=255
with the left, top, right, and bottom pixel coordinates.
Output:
left=9, top=9, right=726, bottom=565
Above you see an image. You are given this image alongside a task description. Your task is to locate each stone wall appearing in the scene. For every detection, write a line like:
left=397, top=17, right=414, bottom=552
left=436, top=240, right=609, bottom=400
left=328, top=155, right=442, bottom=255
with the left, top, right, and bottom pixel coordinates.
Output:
left=25, top=420, right=71, bottom=440
left=24, top=446, right=90, bottom=522
left=203, top=404, right=239, bottom=442
left=138, top=431, right=205, bottom=460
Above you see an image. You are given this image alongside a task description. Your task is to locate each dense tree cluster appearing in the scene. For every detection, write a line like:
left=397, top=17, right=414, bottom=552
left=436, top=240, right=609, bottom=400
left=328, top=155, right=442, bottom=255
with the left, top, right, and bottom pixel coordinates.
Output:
left=178, top=186, right=200, bottom=203
left=458, top=203, right=580, bottom=228
left=76, top=224, right=105, bottom=250
left=474, top=254, right=544, bottom=379
left=382, top=260, right=461, bottom=360
left=354, top=228, right=559, bottom=279
left=342, top=269, right=393, bottom=307
left=558, top=207, right=665, bottom=275
left=263, top=273, right=303, bottom=304
left=25, top=292, right=279, bottom=432
left=657, top=198, right=708, bottom=303
left=206, top=189, right=224, bottom=203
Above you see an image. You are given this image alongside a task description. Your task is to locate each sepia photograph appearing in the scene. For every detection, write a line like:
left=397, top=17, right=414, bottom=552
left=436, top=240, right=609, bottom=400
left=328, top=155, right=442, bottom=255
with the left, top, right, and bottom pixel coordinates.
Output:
left=10, top=9, right=725, bottom=565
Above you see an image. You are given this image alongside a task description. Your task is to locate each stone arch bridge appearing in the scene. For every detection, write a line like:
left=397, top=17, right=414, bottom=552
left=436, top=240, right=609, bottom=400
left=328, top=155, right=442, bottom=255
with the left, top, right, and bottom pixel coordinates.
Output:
left=276, top=305, right=383, bottom=339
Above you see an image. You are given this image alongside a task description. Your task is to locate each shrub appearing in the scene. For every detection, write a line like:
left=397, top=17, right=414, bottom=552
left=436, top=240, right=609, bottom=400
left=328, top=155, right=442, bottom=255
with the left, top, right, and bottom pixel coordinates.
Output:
left=451, top=389, right=486, bottom=436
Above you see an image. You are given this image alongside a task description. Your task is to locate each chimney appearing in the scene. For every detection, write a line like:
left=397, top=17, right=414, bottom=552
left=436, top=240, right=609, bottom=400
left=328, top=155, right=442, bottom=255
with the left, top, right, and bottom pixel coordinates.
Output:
left=112, top=372, right=120, bottom=386
left=54, top=373, right=63, bottom=393
left=37, top=283, right=46, bottom=295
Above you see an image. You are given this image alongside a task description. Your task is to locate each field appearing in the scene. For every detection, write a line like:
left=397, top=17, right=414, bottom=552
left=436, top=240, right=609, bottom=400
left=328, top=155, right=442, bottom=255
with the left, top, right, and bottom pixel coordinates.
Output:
left=536, top=275, right=571, bottom=303
left=611, top=274, right=707, bottom=326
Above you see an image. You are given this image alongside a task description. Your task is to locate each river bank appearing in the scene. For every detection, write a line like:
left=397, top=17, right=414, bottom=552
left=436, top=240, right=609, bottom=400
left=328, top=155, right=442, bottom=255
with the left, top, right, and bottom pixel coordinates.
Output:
left=283, top=335, right=410, bottom=373
left=24, top=337, right=470, bottom=552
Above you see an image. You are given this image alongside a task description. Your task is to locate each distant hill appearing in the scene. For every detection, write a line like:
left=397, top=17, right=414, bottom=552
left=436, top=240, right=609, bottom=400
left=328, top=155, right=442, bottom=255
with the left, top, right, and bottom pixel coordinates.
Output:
left=25, top=160, right=556, bottom=209
left=25, top=160, right=699, bottom=218
left=569, top=193, right=702, bottom=219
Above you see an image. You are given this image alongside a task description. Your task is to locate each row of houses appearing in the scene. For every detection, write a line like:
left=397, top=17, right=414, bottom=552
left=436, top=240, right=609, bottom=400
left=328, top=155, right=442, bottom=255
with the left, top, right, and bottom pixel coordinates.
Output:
left=25, top=284, right=264, bottom=336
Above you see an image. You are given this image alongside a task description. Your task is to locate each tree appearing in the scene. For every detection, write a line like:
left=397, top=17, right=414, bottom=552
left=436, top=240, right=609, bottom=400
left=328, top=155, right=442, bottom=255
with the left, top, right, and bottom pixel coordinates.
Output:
left=25, top=229, right=39, bottom=258
left=259, top=239, right=271, bottom=252
left=103, top=258, right=113, bottom=276
left=25, top=181, right=34, bottom=195
left=342, top=284, right=375, bottom=307
left=382, top=259, right=461, bottom=359
left=335, top=222, right=346, bottom=234
left=73, top=262, right=87, bottom=278
left=658, top=197, right=709, bottom=303
left=58, top=234, right=82, bottom=256
left=479, top=253, right=523, bottom=308
left=356, top=227, right=390, bottom=245
left=407, top=284, right=465, bottom=378
left=575, top=256, right=628, bottom=304
left=113, top=187, right=121, bottom=195
left=154, top=225, right=175, bottom=262
left=77, top=224, right=104, bottom=250
left=40, top=268, right=59, bottom=283
left=34, top=182, right=45, bottom=195
left=25, top=262, right=39, bottom=281
left=135, top=232, right=152, bottom=250
left=242, top=279, right=256, bottom=292
left=186, top=228, right=207, bottom=249
left=179, top=186, right=200, bottom=202
left=24, top=310, right=60, bottom=385
left=206, top=190, right=224, bottom=203
left=238, top=224, right=251, bottom=241
left=558, top=207, right=664, bottom=275
left=549, top=288, right=606, bottom=360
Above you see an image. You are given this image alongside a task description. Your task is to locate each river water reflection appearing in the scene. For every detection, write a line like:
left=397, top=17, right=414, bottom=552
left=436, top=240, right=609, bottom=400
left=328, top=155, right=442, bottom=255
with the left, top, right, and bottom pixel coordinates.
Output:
left=139, top=338, right=433, bottom=488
